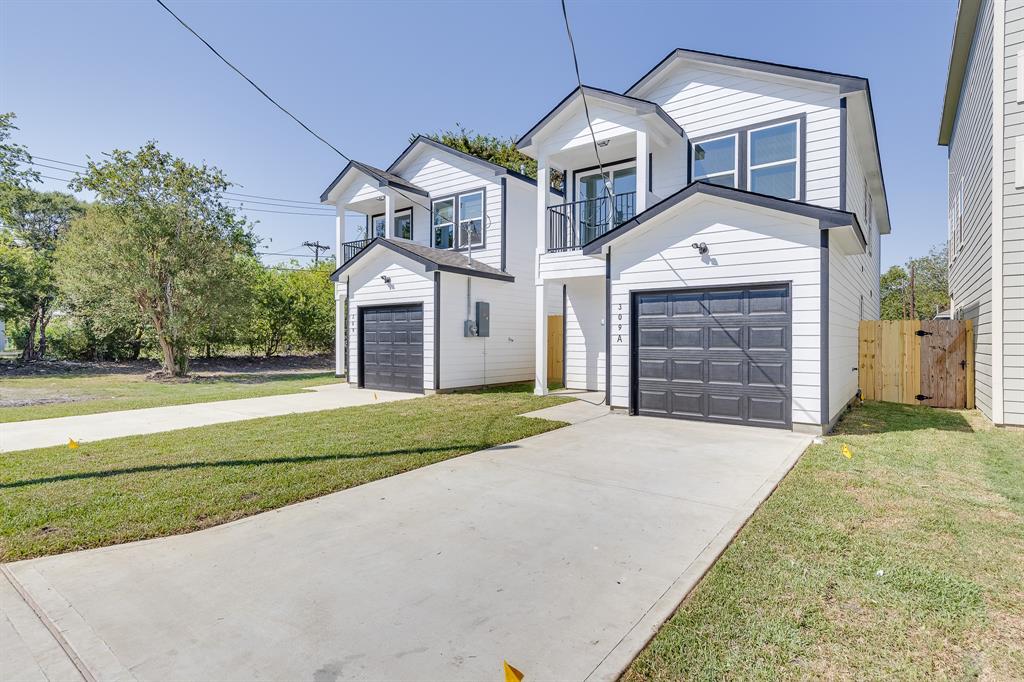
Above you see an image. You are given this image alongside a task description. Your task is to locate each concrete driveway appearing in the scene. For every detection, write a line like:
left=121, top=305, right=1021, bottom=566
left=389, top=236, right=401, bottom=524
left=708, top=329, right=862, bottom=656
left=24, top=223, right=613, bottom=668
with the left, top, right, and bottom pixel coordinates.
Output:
left=3, top=412, right=811, bottom=681
left=1, top=383, right=418, bottom=453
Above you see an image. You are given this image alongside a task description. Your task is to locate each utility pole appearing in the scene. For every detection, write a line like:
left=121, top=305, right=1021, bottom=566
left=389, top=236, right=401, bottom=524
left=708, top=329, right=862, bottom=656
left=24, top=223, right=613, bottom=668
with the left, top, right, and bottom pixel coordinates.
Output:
left=303, top=240, right=330, bottom=264
left=909, top=262, right=917, bottom=320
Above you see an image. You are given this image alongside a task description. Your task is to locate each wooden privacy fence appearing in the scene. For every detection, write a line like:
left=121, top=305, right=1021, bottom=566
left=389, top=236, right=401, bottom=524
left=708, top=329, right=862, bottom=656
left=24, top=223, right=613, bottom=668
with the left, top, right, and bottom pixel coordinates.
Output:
left=547, top=315, right=564, bottom=384
left=859, top=320, right=974, bottom=408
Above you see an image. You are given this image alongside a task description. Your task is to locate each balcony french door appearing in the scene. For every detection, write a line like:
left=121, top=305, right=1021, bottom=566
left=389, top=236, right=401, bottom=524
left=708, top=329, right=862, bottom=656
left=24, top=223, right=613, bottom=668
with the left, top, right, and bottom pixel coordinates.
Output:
left=576, top=166, right=637, bottom=243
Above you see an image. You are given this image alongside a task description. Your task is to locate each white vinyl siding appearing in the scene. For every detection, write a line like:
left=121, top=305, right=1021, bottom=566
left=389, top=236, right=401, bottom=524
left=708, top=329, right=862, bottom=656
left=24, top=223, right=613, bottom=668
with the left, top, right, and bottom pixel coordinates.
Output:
left=607, top=198, right=823, bottom=427
left=1002, top=0, right=1024, bottom=424
left=949, top=0, right=996, bottom=420
left=346, top=251, right=436, bottom=391
left=563, top=277, right=606, bottom=392
left=636, top=63, right=842, bottom=208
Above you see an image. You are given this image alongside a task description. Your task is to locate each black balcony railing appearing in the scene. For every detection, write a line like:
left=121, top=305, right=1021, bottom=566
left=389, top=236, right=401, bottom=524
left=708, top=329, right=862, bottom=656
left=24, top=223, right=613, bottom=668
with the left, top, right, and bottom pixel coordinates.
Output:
left=341, top=237, right=374, bottom=264
left=546, top=191, right=636, bottom=252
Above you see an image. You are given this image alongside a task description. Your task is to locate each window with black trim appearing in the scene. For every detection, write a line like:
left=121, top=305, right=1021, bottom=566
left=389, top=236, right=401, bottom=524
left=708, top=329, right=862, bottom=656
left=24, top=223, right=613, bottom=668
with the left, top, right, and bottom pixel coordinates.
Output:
left=691, top=116, right=804, bottom=201
left=370, top=214, right=386, bottom=238
left=394, top=208, right=413, bottom=240
left=432, top=189, right=485, bottom=250
left=693, top=135, right=737, bottom=187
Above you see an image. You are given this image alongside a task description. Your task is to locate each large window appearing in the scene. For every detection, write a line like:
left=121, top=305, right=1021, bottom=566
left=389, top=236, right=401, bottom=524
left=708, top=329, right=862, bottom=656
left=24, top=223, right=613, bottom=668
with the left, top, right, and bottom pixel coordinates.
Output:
left=691, top=117, right=803, bottom=201
left=458, top=191, right=484, bottom=248
left=747, top=121, right=798, bottom=199
left=370, top=214, right=386, bottom=238
left=432, top=198, right=454, bottom=249
left=433, top=189, right=486, bottom=250
left=394, top=209, right=413, bottom=240
left=693, top=135, right=737, bottom=187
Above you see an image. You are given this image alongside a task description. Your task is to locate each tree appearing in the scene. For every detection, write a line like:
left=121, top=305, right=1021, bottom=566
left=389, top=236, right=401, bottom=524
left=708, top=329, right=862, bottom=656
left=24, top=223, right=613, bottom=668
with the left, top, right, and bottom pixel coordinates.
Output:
left=59, top=143, right=255, bottom=375
left=418, top=125, right=564, bottom=191
left=880, top=242, right=950, bottom=320
left=243, top=261, right=294, bottom=357
left=4, top=191, right=84, bottom=359
left=286, top=261, right=335, bottom=352
left=0, top=112, right=40, bottom=225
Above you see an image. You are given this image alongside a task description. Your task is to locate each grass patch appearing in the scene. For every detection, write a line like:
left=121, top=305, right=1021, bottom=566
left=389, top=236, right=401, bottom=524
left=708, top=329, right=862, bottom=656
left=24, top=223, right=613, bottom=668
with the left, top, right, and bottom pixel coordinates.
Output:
left=0, top=385, right=571, bottom=561
left=625, top=401, right=1024, bottom=681
left=0, top=371, right=340, bottom=422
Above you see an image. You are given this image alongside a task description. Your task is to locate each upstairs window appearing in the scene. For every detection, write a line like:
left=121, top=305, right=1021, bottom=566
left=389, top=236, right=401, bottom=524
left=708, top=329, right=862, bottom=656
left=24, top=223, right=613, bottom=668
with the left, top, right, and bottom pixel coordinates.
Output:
left=458, top=191, right=484, bottom=248
left=394, top=209, right=413, bottom=240
left=432, top=198, right=454, bottom=249
left=370, top=214, right=386, bottom=239
left=693, top=135, right=737, bottom=187
left=748, top=121, right=799, bottom=200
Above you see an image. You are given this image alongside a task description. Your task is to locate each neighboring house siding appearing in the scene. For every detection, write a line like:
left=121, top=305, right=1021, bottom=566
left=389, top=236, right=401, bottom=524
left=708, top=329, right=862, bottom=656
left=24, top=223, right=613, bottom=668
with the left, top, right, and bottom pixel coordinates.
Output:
left=828, top=132, right=882, bottom=423
left=607, top=199, right=823, bottom=426
left=1002, top=0, right=1024, bottom=424
left=399, top=153, right=504, bottom=270
left=638, top=64, right=842, bottom=208
left=564, top=277, right=606, bottom=392
left=346, top=252, right=436, bottom=391
left=950, top=0, right=995, bottom=420
left=538, top=251, right=605, bottom=279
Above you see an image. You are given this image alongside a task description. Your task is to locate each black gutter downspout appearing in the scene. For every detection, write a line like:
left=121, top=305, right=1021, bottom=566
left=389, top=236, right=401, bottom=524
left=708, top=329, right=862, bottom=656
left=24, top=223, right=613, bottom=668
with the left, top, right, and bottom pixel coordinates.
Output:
left=605, top=247, right=612, bottom=407
left=500, top=177, right=508, bottom=273
left=434, top=272, right=441, bottom=392
left=562, top=284, right=567, bottom=388
left=820, top=231, right=830, bottom=430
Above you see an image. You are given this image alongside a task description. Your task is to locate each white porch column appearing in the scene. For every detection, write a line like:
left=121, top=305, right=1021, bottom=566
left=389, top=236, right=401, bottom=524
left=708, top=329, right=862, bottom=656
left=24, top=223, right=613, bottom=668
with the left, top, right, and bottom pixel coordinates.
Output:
left=383, top=190, right=394, bottom=239
left=534, top=156, right=549, bottom=396
left=334, top=213, right=345, bottom=377
left=635, top=129, right=649, bottom=213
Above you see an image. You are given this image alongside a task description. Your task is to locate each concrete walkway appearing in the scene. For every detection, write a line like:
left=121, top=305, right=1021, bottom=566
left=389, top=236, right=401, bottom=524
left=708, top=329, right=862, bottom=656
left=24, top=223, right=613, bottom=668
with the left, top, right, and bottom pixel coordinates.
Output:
left=2, top=413, right=810, bottom=681
left=1, top=383, right=419, bottom=453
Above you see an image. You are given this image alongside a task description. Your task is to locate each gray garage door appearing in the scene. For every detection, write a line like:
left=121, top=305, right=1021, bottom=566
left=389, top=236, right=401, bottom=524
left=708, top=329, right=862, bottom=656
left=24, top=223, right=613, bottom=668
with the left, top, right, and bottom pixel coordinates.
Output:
left=633, top=284, right=791, bottom=428
left=360, top=304, right=424, bottom=393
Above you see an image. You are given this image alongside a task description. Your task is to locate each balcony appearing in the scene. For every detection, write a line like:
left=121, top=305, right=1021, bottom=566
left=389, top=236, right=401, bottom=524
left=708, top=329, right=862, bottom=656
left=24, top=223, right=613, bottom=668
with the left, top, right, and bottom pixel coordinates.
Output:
left=341, top=237, right=374, bottom=264
left=546, top=191, right=636, bottom=252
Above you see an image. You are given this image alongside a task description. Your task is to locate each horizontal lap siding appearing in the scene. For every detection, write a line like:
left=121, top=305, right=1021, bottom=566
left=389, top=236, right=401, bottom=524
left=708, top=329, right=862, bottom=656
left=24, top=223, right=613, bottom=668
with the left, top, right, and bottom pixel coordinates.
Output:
left=950, top=0, right=995, bottom=420
left=829, top=140, right=882, bottom=422
left=1003, top=1, right=1024, bottom=424
left=545, top=101, right=646, bottom=152
left=564, top=278, right=605, bottom=392
left=641, top=64, right=841, bottom=208
left=539, top=251, right=605, bottom=279
left=401, top=153, right=504, bottom=271
left=608, top=200, right=822, bottom=426
left=347, top=254, right=435, bottom=390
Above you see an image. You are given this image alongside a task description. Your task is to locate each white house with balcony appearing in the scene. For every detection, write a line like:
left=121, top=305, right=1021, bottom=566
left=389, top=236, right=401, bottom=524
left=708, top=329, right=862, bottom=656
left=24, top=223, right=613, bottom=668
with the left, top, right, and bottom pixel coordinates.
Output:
left=322, top=48, right=889, bottom=434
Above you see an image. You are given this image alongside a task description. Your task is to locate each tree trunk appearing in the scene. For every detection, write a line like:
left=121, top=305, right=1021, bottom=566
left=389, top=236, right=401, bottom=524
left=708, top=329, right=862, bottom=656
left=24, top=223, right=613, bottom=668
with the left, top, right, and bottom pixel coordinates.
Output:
left=37, top=304, right=51, bottom=358
left=21, top=311, right=38, bottom=362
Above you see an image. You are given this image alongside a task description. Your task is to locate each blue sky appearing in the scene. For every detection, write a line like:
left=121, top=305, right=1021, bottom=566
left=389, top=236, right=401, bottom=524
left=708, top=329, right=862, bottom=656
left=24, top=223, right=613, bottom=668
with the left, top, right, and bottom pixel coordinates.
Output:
left=1, top=0, right=956, bottom=268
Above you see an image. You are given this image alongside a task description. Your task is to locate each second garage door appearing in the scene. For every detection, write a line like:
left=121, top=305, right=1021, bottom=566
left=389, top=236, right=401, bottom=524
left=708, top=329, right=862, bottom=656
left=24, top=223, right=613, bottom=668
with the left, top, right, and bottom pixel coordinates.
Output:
left=633, top=284, right=791, bottom=428
left=360, top=304, right=424, bottom=393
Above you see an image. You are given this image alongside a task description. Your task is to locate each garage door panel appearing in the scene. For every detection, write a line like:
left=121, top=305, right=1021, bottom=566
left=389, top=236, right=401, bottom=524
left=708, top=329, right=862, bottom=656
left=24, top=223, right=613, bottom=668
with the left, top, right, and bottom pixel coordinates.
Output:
left=633, top=284, right=791, bottom=428
left=361, top=304, right=424, bottom=393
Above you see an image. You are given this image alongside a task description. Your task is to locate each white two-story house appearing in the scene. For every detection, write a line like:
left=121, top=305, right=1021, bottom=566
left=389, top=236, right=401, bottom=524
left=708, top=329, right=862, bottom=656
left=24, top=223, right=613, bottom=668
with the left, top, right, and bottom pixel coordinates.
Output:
left=324, top=48, right=889, bottom=434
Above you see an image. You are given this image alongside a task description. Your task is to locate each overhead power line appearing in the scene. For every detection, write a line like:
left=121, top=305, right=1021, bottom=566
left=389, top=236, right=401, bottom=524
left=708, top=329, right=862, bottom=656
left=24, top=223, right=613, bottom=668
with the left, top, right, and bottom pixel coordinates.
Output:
left=560, top=0, right=612, bottom=205
left=33, top=156, right=87, bottom=169
left=152, top=0, right=452, bottom=225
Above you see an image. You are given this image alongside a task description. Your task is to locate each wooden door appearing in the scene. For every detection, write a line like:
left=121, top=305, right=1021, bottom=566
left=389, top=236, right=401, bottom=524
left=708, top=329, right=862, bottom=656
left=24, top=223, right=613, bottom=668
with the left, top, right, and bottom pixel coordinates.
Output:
left=919, top=320, right=967, bottom=408
left=547, top=315, right=564, bottom=385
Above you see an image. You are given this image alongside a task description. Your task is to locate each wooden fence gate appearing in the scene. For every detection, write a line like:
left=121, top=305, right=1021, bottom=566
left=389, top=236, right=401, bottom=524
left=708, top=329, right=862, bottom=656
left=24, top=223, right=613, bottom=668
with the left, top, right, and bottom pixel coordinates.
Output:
left=858, top=320, right=974, bottom=408
left=547, top=315, right=563, bottom=385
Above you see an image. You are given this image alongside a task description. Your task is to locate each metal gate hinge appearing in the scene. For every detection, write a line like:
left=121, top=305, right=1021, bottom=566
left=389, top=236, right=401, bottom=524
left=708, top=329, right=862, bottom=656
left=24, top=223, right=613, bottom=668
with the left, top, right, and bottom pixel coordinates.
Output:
left=915, top=329, right=933, bottom=337
left=915, top=394, right=932, bottom=401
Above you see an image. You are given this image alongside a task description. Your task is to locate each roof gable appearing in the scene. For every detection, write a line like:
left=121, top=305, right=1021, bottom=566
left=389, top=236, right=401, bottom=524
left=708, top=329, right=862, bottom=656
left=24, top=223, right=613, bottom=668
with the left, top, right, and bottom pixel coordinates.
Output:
left=388, top=136, right=542, bottom=189
left=329, top=238, right=514, bottom=282
left=320, top=160, right=428, bottom=204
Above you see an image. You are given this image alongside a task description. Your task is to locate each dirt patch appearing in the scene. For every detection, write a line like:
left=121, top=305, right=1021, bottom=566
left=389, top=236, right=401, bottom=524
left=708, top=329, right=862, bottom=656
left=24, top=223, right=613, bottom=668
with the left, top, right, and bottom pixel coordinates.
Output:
left=0, top=354, right=332, bottom=379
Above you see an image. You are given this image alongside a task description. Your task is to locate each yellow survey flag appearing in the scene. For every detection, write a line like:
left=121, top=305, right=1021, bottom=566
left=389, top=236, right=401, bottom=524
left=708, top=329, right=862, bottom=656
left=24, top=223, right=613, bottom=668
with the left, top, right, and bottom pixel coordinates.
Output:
left=503, top=661, right=524, bottom=682
left=68, top=438, right=79, bottom=449
left=841, top=443, right=853, bottom=459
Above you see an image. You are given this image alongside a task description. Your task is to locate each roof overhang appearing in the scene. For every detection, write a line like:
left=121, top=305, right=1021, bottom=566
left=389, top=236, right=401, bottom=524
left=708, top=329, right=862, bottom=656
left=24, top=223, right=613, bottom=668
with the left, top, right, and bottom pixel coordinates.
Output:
left=515, top=86, right=684, bottom=157
left=388, top=136, right=548, bottom=191
left=625, top=48, right=869, bottom=98
left=938, top=0, right=984, bottom=146
left=328, top=238, right=515, bottom=283
left=320, top=161, right=428, bottom=205
left=582, top=181, right=865, bottom=256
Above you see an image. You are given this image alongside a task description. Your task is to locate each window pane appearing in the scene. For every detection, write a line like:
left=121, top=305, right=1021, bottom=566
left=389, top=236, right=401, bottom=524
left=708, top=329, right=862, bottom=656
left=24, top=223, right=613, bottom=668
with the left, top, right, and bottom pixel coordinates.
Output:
left=579, top=172, right=609, bottom=200
left=459, top=192, right=483, bottom=221
left=459, top=218, right=483, bottom=247
left=372, top=215, right=386, bottom=238
left=613, top=167, right=636, bottom=195
left=433, top=199, right=453, bottom=226
left=395, top=213, right=413, bottom=240
left=693, top=136, right=735, bottom=177
left=749, top=123, right=797, bottom=167
left=750, top=163, right=797, bottom=199
left=434, top=224, right=453, bottom=249
left=702, top=173, right=736, bottom=188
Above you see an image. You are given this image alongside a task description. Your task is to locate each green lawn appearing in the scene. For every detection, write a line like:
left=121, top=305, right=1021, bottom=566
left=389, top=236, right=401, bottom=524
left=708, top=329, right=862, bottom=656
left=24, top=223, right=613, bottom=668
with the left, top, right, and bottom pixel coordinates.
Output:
left=0, top=370, right=340, bottom=423
left=626, top=402, right=1024, bottom=681
left=0, top=386, right=570, bottom=561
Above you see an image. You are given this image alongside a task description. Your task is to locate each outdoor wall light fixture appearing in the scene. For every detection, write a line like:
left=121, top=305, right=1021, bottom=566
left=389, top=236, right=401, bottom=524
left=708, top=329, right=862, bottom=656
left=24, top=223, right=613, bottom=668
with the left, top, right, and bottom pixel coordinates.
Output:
left=691, top=242, right=709, bottom=255
left=380, top=275, right=391, bottom=284
left=597, top=139, right=610, bottom=147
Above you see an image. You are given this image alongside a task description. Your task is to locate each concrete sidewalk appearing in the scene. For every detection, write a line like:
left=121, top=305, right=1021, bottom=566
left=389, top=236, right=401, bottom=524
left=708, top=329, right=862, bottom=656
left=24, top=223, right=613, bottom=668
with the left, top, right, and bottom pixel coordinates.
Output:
left=3, top=414, right=810, bottom=681
left=1, top=383, right=419, bottom=453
